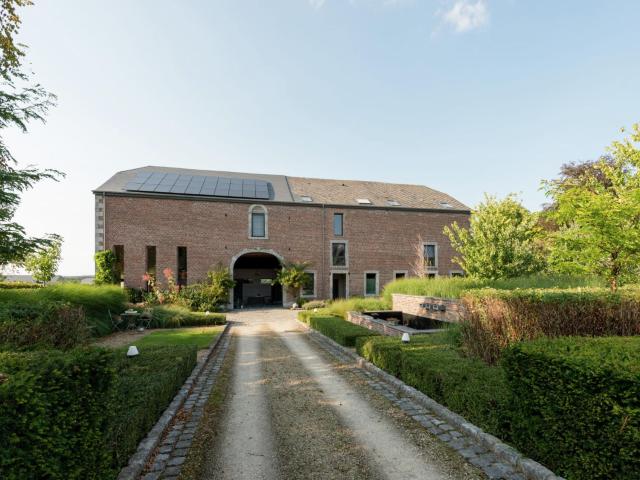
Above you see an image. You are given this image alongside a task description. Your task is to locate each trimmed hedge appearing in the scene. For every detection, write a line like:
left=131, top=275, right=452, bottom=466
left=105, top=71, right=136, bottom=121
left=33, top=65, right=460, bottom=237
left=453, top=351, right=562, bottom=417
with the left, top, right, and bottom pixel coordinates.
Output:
left=107, top=345, right=197, bottom=470
left=462, top=287, right=640, bottom=363
left=0, top=349, right=117, bottom=479
left=0, top=284, right=127, bottom=337
left=149, top=305, right=226, bottom=328
left=356, top=334, right=509, bottom=436
left=0, top=345, right=197, bottom=479
left=300, top=314, right=379, bottom=347
left=0, top=281, right=40, bottom=289
left=0, top=302, right=89, bottom=351
left=503, top=337, right=640, bottom=480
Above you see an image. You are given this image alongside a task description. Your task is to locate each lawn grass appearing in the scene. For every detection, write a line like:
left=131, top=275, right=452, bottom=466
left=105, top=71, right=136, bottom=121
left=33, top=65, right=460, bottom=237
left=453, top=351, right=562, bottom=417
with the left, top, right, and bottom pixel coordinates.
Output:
left=135, top=326, right=225, bottom=350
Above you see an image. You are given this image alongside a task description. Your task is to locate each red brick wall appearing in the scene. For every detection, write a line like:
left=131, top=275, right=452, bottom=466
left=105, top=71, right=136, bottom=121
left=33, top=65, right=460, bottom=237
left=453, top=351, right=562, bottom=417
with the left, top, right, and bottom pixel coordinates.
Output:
left=102, top=194, right=469, bottom=300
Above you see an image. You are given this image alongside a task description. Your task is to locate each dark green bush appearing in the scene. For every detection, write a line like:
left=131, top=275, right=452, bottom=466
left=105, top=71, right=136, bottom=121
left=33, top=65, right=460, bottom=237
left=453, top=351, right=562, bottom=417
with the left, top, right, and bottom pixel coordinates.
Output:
left=0, top=348, right=117, bottom=479
left=149, top=305, right=226, bottom=328
left=0, top=302, right=89, bottom=350
left=107, top=345, right=197, bottom=470
left=356, top=333, right=510, bottom=436
left=306, top=315, right=379, bottom=347
left=462, top=286, right=640, bottom=363
left=0, top=284, right=127, bottom=337
left=503, top=336, right=640, bottom=480
left=0, top=345, right=197, bottom=479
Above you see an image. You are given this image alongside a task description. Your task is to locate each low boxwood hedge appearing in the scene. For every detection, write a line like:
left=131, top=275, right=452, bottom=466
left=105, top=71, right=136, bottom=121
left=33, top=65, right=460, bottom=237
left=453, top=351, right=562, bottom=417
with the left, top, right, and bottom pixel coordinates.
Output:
left=356, top=334, right=510, bottom=436
left=301, top=314, right=379, bottom=347
left=0, top=345, right=197, bottom=479
left=502, top=336, right=640, bottom=480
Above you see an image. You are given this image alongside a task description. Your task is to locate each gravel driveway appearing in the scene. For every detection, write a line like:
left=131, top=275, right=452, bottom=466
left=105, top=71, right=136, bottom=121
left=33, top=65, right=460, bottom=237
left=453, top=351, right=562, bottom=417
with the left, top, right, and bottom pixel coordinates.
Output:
left=198, top=309, right=484, bottom=480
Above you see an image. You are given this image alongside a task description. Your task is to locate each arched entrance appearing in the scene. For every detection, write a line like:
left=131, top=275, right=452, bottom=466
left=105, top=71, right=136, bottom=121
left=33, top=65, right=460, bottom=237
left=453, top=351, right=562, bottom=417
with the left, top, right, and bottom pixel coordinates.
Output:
left=231, top=250, right=283, bottom=308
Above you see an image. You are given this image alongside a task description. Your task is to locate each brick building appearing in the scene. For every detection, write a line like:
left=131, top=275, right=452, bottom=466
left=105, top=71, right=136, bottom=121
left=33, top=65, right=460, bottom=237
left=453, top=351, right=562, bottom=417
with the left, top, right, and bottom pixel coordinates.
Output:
left=94, top=166, right=469, bottom=307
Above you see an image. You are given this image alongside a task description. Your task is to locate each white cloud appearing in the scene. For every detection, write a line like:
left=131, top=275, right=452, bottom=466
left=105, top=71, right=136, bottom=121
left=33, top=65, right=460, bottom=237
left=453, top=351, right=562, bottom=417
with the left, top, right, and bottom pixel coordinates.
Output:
left=441, top=0, right=489, bottom=33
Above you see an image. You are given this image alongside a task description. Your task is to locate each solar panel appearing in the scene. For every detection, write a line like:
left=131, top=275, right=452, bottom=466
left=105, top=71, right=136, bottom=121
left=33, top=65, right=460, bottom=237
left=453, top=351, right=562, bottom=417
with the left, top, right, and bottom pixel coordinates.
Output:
left=124, top=171, right=273, bottom=200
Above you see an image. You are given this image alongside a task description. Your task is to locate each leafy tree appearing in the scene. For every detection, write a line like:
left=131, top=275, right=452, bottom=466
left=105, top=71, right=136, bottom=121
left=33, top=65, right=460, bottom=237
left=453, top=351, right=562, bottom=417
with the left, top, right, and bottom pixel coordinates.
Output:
left=23, top=233, right=62, bottom=283
left=274, top=261, right=312, bottom=301
left=542, top=124, right=640, bottom=290
left=94, top=250, right=117, bottom=285
left=0, top=0, right=62, bottom=267
left=444, top=194, right=545, bottom=279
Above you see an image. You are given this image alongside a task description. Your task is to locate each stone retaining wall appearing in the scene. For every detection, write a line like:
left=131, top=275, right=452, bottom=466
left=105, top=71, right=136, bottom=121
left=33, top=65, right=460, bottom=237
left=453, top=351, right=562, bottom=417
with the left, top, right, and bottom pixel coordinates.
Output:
left=347, top=311, right=406, bottom=336
left=391, top=293, right=465, bottom=323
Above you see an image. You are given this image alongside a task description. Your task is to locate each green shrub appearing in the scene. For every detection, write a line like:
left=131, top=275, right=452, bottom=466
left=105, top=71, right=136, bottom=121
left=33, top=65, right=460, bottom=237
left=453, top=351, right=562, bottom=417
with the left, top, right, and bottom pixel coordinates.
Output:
left=0, top=281, right=40, bottom=289
left=0, top=348, right=117, bottom=479
left=94, top=250, right=117, bottom=285
left=306, top=315, right=379, bottom=347
left=0, top=284, right=127, bottom=337
left=107, top=345, right=197, bottom=470
left=302, top=299, right=327, bottom=310
left=382, top=274, right=605, bottom=303
left=324, top=297, right=391, bottom=319
left=503, top=337, right=640, bottom=479
left=0, top=302, right=89, bottom=351
left=149, top=305, right=226, bottom=328
left=462, top=286, right=640, bottom=363
left=356, top=333, right=509, bottom=436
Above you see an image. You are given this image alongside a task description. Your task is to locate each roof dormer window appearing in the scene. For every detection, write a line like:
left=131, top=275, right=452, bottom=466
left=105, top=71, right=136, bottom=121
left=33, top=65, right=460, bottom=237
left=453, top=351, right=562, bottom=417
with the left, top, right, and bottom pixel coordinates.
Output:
left=300, top=196, right=313, bottom=202
left=356, top=198, right=371, bottom=205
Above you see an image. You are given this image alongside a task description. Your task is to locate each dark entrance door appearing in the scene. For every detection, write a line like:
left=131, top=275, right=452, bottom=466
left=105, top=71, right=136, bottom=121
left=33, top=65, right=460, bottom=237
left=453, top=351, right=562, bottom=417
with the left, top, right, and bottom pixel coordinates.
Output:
left=233, top=252, right=282, bottom=308
left=332, top=273, right=347, bottom=300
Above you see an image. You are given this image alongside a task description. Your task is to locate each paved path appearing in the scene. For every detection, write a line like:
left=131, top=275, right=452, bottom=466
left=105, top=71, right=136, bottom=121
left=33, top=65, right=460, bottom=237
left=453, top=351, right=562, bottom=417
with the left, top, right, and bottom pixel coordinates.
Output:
left=200, top=309, right=485, bottom=480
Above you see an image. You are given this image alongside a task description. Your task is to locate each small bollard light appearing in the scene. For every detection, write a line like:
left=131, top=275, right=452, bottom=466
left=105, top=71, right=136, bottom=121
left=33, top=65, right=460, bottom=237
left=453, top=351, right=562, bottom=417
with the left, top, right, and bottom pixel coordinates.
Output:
left=127, top=346, right=139, bottom=358
left=205, top=311, right=210, bottom=316
left=314, top=308, right=318, bottom=312
left=401, top=333, right=410, bottom=344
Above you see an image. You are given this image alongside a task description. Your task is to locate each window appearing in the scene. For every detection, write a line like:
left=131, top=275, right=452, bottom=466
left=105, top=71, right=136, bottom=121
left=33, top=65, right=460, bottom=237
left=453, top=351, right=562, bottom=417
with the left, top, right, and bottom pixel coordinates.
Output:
left=387, top=199, right=400, bottom=206
left=427, top=272, right=437, bottom=279
left=177, top=246, right=187, bottom=286
left=145, top=246, right=156, bottom=289
left=394, top=271, right=407, bottom=280
left=113, top=245, right=124, bottom=282
left=331, top=241, right=347, bottom=267
left=364, top=272, right=378, bottom=296
left=424, top=243, right=437, bottom=269
left=300, top=196, right=313, bottom=202
left=450, top=271, right=464, bottom=278
left=301, top=271, right=316, bottom=297
left=356, top=198, right=371, bottom=205
left=333, top=213, right=343, bottom=236
left=249, top=205, right=267, bottom=238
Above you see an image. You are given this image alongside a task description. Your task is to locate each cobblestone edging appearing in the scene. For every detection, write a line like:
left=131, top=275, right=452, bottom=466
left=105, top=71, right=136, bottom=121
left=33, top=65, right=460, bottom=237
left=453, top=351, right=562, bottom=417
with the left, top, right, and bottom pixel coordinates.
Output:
left=299, top=321, right=563, bottom=480
left=117, top=324, right=232, bottom=480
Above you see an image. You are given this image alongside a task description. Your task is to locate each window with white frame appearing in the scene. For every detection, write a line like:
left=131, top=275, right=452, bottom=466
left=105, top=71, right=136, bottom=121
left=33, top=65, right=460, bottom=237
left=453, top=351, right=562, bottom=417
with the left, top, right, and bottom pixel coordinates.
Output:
left=450, top=270, right=464, bottom=277
left=424, top=243, right=437, bottom=269
left=333, top=213, right=343, bottom=236
left=331, top=241, right=347, bottom=267
left=394, top=271, right=407, bottom=280
left=364, top=272, right=378, bottom=296
left=301, top=271, right=316, bottom=297
left=249, top=205, right=267, bottom=238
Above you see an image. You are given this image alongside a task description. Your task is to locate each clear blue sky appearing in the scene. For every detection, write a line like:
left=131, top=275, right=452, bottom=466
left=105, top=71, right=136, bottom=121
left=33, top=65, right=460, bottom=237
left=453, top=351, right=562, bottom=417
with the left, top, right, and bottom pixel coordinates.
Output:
left=6, top=0, right=640, bottom=275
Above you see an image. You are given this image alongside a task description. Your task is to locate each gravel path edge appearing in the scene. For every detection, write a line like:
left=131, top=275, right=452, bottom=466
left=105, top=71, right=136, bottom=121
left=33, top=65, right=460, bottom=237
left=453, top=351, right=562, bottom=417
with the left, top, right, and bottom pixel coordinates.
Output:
left=299, top=320, right=564, bottom=480
left=117, top=323, right=232, bottom=480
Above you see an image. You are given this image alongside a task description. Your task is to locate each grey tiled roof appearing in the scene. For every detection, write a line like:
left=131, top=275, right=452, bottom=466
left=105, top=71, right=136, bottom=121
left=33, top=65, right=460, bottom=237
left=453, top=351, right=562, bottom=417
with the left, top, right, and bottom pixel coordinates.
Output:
left=94, top=166, right=468, bottom=211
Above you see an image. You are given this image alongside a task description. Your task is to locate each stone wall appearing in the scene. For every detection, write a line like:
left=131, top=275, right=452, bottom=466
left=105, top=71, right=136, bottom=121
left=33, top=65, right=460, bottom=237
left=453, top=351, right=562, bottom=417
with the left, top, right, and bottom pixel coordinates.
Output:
left=391, top=294, right=465, bottom=323
left=347, top=311, right=406, bottom=337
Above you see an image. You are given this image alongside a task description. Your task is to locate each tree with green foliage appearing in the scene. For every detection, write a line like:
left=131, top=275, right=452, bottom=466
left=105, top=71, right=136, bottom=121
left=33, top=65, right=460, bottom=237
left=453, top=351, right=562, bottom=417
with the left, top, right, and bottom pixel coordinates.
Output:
left=0, top=0, right=63, bottom=267
left=542, top=124, right=640, bottom=290
left=274, top=261, right=312, bottom=301
left=444, top=194, right=545, bottom=280
left=23, top=233, right=62, bottom=283
left=94, top=250, right=117, bottom=285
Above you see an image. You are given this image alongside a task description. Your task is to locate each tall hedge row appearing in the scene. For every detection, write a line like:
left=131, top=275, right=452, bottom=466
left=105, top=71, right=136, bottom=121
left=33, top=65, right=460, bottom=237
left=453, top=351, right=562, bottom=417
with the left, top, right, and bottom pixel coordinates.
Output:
left=0, top=345, right=197, bottom=479
left=301, top=314, right=379, bottom=347
left=462, top=287, right=640, bottom=363
left=0, top=349, right=117, bottom=479
left=502, top=336, right=640, bottom=480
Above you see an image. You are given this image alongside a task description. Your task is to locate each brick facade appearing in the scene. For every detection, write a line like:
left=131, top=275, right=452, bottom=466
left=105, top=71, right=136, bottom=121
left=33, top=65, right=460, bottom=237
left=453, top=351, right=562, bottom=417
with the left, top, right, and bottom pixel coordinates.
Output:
left=100, top=193, right=469, bottom=304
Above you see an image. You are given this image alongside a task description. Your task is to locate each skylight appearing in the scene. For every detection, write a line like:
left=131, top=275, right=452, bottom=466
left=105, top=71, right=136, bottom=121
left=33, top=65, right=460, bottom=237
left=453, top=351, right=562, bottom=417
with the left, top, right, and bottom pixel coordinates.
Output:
left=356, top=198, right=372, bottom=205
left=300, top=196, right=313, bottom=202
left=439, top=202, right=453, bottom=209
left=387, top=200, right=400, bottom=206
